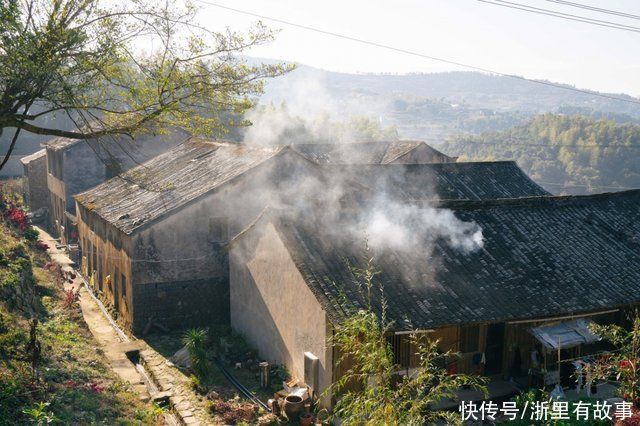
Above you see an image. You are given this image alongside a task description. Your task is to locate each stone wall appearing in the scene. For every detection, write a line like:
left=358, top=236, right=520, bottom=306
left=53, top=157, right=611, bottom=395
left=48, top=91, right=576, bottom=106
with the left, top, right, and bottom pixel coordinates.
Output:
left=131, top=277, right=229, bottom=334
left=0, top=269, right=38, bottom=317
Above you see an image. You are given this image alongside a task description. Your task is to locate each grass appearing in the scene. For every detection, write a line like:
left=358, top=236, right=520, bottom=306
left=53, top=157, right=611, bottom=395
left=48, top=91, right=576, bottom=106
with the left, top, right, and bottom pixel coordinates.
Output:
left=0, top=188, right=162, bottom=425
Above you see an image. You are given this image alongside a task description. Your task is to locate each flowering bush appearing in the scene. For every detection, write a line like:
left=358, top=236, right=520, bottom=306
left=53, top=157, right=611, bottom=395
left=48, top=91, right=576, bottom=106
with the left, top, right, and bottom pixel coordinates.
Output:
left=589, top=313, right=640, bottom=405
left=62, top=289, right=80, bottom=309
left=6, top=207, right=28, bottom=231
left=86, top=382, right=105, bottom=393
left=35, top=241, right=49, bottom=252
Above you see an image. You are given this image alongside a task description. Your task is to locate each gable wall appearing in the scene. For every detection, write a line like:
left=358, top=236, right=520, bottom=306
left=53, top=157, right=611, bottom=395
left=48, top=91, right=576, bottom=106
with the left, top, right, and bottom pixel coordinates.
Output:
left=22, top=153, right=49, bottom=213
left=230, top=221, right=333, bottom=405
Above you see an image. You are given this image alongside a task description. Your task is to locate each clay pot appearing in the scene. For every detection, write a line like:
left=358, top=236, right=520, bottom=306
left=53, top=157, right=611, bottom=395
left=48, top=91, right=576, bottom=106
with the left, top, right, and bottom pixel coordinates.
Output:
left=299, top=412, right=314, bottom=426
left=283, top=395, right=304, bottom=421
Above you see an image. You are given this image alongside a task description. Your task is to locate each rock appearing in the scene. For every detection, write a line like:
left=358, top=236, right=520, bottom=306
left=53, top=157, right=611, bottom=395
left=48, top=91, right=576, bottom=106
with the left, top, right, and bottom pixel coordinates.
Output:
left=151, top=390, right=173, bottom=406
left=206, top=390, right=220, bottom=401
left=169, top=346, right=191, bottom=369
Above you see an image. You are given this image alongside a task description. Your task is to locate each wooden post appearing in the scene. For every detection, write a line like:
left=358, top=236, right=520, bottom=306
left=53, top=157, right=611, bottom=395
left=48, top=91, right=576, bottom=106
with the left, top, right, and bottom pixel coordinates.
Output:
left=557, top=336, right=561, bottom=385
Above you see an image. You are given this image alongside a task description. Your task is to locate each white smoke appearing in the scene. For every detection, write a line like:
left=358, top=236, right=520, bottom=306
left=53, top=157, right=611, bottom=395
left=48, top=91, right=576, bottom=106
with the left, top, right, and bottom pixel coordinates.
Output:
left=365, top=203, right=484, bottom=255
left=238, top=67, right=484, bottom=259
left=243, top=68, right=395, bottom=146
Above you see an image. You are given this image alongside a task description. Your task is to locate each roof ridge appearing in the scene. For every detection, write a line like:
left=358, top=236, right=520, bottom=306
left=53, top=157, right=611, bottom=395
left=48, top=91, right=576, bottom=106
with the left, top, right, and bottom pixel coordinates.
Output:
left=434, top=189, right=640, bottom=209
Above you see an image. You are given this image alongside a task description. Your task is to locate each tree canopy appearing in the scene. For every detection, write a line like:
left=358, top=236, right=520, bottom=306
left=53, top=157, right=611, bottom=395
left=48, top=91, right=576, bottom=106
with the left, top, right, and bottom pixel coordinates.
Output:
left=0, top=0, right=291, bottom=169
left=441, top=114, right=640, bottom=195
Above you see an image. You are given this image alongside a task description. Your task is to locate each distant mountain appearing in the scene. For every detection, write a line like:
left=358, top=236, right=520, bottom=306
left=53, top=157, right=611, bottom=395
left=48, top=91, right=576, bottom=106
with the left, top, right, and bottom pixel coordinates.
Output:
left=440, top=114, right=640, bottom=195
left=260, top=63, right=640, bottom=141
left=4, top=60, right=640, bottom=177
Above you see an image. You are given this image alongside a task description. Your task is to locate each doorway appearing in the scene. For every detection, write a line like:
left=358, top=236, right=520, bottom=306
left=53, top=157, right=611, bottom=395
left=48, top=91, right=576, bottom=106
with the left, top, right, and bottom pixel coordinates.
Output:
left=485, top=323, right=505, bottom=375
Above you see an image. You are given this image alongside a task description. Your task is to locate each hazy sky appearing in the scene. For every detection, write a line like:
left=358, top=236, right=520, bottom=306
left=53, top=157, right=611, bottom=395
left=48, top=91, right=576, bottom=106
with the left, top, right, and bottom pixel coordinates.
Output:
left=196, top=0, right=640, bottom=96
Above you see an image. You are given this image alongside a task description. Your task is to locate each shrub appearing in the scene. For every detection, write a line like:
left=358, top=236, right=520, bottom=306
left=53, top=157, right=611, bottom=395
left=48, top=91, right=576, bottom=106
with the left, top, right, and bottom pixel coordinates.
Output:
left=23, top=228, right=39, bottom=242
left=183, top=328, right=210, bottom=380
left=22, top=401, right=57, bottom=425
left=62, top=288, right=80, bottom=309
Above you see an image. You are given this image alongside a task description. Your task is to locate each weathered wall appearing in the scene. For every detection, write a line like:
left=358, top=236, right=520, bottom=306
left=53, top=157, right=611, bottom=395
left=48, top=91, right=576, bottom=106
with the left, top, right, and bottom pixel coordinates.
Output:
left=63, top=142, right=106, bottom=213
left=76, top=203, right=135, bottom=328
left=127, top=152, right=326, bottom=331
left=46, top=148, right=66, bottom=238
left=21, top=151, right=49, bottom=212
left=77, top=150, right=336, bottom=334
left=230, top=221, right=333, bottom=404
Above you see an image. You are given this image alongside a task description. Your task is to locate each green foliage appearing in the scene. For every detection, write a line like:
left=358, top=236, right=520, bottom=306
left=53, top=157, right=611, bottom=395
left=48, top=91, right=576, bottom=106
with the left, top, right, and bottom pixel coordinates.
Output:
left=0, top=0, right=292, bottom=168
left=183, top=328, right=210, bottom=379
left=588, top=312, right=640, bottom=403
left=22, top=401, right=57, bottom=425
left=0, top=210, right=154, bottom=423
left=134, top=402, right=166, bottom=423
left=23, top=228, right=39, bottom=243
left=328, top=255, right=485, bottom=425
left=442, top=113, right=640, bottom=194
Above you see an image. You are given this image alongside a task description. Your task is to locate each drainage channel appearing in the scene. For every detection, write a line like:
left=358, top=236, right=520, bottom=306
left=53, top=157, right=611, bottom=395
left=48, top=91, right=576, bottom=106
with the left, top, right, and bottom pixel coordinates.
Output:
left=77, top=272, right=181, bottom=425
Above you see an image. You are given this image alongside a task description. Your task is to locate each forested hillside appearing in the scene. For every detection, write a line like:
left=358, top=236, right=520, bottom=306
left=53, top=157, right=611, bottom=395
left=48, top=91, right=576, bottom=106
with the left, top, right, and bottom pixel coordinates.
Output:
left=441, top=114, right=640, bottom=195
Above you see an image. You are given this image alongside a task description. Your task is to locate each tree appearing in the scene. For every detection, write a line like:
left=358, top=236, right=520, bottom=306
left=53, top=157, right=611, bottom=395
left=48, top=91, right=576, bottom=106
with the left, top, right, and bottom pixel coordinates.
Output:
left=0, top=0, right=292, bottom=169
left=589, top=313, right=640, bottom=404
left=327, top=251, right=485, bottom=425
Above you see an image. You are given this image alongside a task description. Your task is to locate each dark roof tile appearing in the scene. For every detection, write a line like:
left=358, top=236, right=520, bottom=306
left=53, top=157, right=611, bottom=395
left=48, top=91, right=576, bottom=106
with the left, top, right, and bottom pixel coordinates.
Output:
left=270, top=190, right=640, bottom=329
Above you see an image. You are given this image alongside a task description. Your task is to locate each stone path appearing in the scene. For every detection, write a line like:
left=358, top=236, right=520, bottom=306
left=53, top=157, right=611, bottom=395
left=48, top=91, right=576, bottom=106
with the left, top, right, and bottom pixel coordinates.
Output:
left=35, top=227, right=214, bottom=425
left=36, top=227, right=149, bottom=399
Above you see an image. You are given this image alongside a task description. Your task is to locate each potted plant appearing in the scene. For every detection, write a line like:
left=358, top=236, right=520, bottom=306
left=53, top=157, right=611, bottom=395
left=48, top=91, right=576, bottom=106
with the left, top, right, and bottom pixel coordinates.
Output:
left=299, top=412, right=314, bottom=426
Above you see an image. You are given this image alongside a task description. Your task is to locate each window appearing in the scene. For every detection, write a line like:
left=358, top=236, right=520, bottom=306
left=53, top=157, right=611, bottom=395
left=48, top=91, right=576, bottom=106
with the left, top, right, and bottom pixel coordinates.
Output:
left=460, top=325, right=480, bottom=353
left=208, top=217, right=228, bottom=242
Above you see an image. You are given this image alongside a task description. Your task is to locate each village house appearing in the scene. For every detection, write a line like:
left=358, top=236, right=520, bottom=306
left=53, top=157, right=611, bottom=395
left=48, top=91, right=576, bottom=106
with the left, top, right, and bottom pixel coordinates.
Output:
left=44, top=130, right=187, bottom=244
left=229, top=190, right=640, bottom=404
left=19, top=149, right=48, bottom=216
left=292, top=140, right=456, bottom=164
left=73, top=137, right=344, bottom=333
left=73, top=139, right=546, bottom=335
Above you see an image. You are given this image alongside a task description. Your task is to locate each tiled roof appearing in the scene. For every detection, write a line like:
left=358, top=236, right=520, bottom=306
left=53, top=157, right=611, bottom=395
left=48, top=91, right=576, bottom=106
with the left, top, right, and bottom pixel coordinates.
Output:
left=44, top=136, right=80, bottom=151
left=75, top=138, right=285, bottom=234
left=291, top=140, right=453, bottom=164
left=322, top=161, right=550, bottom=200
left=270, top=190, right=640, bottom=329
left=19, top=149, right=46, bottom=165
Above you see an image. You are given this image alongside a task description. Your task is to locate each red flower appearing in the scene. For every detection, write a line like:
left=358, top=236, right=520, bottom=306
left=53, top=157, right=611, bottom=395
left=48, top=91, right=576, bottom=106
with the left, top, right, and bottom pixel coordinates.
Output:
left=64, top=379, right=78, bottom=389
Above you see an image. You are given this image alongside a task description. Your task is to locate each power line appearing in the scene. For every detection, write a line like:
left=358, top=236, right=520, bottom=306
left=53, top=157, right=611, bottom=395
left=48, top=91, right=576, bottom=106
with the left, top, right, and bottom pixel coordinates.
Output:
left=477, top=0, right=640, bottom=33
left=543, top=0, right=640, bottom=21
left=192, top=0, right=640, bottom=108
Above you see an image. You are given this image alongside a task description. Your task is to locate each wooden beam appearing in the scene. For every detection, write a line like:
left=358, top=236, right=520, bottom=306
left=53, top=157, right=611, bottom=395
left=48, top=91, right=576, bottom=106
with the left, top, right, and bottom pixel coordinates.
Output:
left=506, top=309, right=619, bottom=325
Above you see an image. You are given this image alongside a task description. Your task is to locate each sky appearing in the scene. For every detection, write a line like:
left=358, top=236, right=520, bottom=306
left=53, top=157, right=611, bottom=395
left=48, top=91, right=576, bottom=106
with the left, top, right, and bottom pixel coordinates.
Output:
left=195, top=0, right=640, bottom=96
